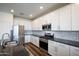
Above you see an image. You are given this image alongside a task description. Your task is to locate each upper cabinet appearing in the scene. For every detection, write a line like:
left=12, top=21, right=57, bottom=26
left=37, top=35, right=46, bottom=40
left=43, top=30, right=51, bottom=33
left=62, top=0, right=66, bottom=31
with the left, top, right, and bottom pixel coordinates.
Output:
left=50, top=10, right=60, bottom=30
left=59, top=4, right=72, bottom=30
left=72, top=4, right=79, bottom=30
left=41, top=9, right=60, bottom=30
left=32, top=19, right=38, bottom=30
left=32, top=4, right=79, bottom=31
left=47, top=4, right=72, bottom=31
left=32, top=17, right=43, bottom=30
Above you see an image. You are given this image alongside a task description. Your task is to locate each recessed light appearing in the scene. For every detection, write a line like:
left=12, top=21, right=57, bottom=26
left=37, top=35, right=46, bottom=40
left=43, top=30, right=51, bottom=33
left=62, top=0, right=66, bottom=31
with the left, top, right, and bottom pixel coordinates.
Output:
left=40, top=6, right=44, bottom=10
left=11, top=9, right=14, bottom=13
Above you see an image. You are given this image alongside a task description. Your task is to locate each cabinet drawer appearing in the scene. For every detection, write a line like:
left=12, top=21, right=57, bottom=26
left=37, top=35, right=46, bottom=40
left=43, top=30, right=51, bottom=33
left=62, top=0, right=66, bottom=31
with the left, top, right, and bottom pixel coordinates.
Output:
left=48, top=40, right=57, bottom=47
left=48, top=49, right=56, bottom=56
left=48, top=40, right=57, bottom=56
left=70, top=46, right=79, bottom=56
left=56, top=42, right=69, bottom=56
left=48, top=45, right=57, bottom=56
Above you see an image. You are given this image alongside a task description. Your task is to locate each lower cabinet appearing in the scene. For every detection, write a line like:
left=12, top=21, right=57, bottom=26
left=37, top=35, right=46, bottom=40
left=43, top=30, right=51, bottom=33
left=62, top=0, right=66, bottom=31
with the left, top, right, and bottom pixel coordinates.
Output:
left=48, top=40, right=70, bottom=56
left=34, top=36, right=39, bottom=47
left=56, top=42, right=70, bottom=56
left=31, top=36, right=39, bottom=47
left=25, top=35, right=31, bottom=43
left=48, top=40, right=57, bottom=56
left=70, top=46, right=79, bottom=56
left=30, top=37, right=79, bottom=56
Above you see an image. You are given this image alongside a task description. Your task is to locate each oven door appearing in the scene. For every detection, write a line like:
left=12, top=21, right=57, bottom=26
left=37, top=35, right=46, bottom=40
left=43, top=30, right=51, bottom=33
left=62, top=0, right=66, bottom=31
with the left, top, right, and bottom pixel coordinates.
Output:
left=39, top=38, right=48, bottom=51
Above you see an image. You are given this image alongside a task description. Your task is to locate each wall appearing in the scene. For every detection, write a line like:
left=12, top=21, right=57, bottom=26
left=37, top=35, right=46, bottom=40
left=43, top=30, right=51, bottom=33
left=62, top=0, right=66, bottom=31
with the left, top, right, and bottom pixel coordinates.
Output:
left=14, top=17, right=32, bottom=30
left=0, top=12, right=13, bottom=40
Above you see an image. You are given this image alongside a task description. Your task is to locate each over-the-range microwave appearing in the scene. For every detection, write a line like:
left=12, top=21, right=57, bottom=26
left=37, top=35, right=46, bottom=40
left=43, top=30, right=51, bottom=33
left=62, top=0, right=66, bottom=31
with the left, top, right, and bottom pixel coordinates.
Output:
left=42, top=24, right=51, bottom=30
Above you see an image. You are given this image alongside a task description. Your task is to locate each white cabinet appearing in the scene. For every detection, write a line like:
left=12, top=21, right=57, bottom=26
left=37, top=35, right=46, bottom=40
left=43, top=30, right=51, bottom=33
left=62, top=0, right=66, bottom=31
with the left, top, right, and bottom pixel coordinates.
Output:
left=31, top=36, right=39, bottom=47
left=40, top=9, right=60, bottom=30
left=36, top=18, right=42, bottom=30
left=48, top=40, right=70, bottom=56
left=72, top=4, right=79, bottom=30
left=25, top=35, right=31, bottom=43
left=32, top=4, right=79, bottom=31
left=56, top=42, right=70, bottom=56
left=32, top=20, right=38, bottom=30
left=70, top=46, right=79, bottom=56
left=34, top=36, right=39, bottom=47
left=59, top=4, right=72, bottom=30
left=30, top=36, right=35, bottom=44
left=32, top=18, right=42, bottom=30
left=50, top=10, right=60, bottom=30
left=42, top=16, right=48, bottom=25
left=48, top=40, right=79, bottom=56
left=48, top=40, right=57, bottom=56
left=30, top=35, right=34, bottom=43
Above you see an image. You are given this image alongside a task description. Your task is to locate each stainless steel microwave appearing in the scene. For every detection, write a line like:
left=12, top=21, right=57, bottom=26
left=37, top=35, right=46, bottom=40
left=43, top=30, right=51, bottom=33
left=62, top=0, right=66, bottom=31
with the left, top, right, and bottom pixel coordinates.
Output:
left=42, top=24, right=51, bottom=30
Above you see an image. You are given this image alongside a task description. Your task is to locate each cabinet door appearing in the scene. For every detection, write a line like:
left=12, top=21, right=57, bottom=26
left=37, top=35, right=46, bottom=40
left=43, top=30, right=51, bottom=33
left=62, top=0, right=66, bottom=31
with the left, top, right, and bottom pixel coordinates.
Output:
left=32, top=18, right=42, bottom=30
left=32, top=20, right=38, bottom=30
left=70, top=46, right=79, bottom=56
left=56, top=42, right=69, bottom=56
left=48, top=40, right=57, bottom=56
left=31, top=36, right=35, bottom=44
left=31, top=21, right=35, bottom=30
left=40, top=9, right=60, bottom=30
left=31, top=36, right=39, bottom=47
left=25, top=35, right=31, bottom=43
left=51, top=10, right=60, bottom=30
left=72, top=4, right=79, bottom=30
left=34, top=36, right=39, bottom=47
left=36, top=18, right=42, bottom=30
left=59, top=4, right=72, bottom=30
left=40, top=16, right=47, bottom=25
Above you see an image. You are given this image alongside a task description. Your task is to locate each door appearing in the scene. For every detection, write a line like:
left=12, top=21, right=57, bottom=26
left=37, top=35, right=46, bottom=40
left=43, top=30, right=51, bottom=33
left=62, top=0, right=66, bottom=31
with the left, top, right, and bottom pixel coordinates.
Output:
left=70, top=46, right=79, bottom=56
left=59, top=4, right=72, bottom=30
left=48, top=40, right=57, bottom=56
left=50, top=10, right=60, bottom=30
left=72, top=4, right=79, bottom=30
left=30, top=36, right=39, bottom=47
left=56, top=42, right=69, bottom=56
left=25, top=35, right=31, bottom=43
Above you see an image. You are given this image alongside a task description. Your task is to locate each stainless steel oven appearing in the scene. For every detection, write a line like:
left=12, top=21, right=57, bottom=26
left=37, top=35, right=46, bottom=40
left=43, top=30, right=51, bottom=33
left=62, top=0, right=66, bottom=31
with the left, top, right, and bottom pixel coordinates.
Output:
left=39, top=38, right=48, bottom=51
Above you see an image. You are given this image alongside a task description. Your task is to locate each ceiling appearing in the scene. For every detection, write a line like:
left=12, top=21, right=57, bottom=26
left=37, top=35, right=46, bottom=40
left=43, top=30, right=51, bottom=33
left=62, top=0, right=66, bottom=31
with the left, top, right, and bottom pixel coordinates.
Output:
left=0, top=3, right=69, bottom=20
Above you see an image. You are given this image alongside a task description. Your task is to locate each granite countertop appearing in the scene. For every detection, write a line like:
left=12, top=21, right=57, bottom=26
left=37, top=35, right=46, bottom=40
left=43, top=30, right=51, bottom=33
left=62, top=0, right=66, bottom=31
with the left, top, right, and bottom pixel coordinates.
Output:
left=32, top=34, right=54, bottom=40
left=31, top=34, right=79, bottom=47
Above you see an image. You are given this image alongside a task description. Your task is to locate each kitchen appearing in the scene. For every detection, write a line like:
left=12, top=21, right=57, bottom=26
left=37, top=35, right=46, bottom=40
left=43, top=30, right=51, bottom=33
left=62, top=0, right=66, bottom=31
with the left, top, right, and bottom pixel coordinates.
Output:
left=0, top=3, right=79, bottom=56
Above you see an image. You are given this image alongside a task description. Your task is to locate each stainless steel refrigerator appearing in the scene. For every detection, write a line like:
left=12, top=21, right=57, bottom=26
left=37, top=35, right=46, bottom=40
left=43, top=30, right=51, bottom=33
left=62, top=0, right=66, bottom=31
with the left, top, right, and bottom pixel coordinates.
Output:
left=13, top=25, right=25, bottom=45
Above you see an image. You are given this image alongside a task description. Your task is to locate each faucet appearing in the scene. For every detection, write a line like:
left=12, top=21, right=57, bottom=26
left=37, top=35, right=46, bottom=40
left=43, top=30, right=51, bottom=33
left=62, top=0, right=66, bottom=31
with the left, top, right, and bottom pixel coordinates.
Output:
left=2, top=33, right=10, bottom=40
left=0, top=33, right=10, bottom=52
left=0, top=33, right=10, bottom=46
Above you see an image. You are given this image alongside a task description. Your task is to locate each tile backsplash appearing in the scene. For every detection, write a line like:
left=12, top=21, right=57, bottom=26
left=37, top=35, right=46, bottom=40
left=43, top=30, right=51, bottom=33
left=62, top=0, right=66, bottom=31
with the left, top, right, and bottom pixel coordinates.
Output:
left=29, top=31, right=79, bottom=42
left=54, top=31, right=79, bottom=41
left=25, top=30, right=79, bottom=41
